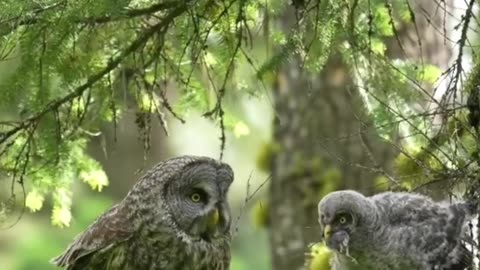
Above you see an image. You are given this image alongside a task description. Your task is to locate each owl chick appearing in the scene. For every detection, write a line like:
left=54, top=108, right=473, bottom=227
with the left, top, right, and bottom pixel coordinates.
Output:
left=318, top=190, right=475, bottom=270
left=51, top=155, right=234, bottom=270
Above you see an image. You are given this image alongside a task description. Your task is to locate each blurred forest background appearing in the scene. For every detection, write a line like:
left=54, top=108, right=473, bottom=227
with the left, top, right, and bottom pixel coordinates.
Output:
left=0, top=0, right=480, bottom=269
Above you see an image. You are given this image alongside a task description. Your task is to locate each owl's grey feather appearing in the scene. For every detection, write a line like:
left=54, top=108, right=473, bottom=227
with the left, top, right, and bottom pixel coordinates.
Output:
left=318, top=190, right=475, bottom=270
left=51, top=155, right=234, bottom=270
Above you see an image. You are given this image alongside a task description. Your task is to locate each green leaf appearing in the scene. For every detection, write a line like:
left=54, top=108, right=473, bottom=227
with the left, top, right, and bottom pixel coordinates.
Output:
left=80, top=169, right=109, bottom=192
left=50, top=187, right=73, bottom=227
left=417, top=64, right=441, bottom=84
left=271, top=31, right=287, bottom=45
left=371, top=38, right=386, bottom=56
left=400, top=8, right=412, bottom=23
left=233, top=121, right=250, bottom=138
left=25, top=190, right=44, bottom=212
left=257, top=37, right=296, bottom=79
left=51, top=205, right=72, bottom=228
left=374, top=6, right=394, bottom=37
left=144, top=72, right=156, bottom=85
left=204, top=51, right=218, bottom=66
left=138, top=92, right=156, bottom=113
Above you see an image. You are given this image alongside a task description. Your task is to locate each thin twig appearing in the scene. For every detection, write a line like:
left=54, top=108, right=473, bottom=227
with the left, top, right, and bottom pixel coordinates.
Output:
left=233, top=173, right=272, bottom=237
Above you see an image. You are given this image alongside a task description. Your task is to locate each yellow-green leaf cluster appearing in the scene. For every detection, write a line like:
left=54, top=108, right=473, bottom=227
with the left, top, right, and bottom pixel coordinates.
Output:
left=25, top=190, right=45, bottom=213
left=306, top=242, right=332, bottom=270
left=80, top=169, right=109, bottom=192
left=51, top=188, right=72, bottom=228
left=251, top=200, right=269, bottom=229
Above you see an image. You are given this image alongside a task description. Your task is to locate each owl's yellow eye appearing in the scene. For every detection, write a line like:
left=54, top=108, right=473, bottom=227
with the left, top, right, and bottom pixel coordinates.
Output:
left=339, top=216, right=347, bottom=224
left=191, top=193, right=201, bottom=202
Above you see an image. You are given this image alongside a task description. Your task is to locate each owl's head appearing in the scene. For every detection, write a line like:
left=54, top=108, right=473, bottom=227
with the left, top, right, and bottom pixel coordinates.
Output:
left=154, top=156, right=234, bottom=244
left=317, top=190, right=376, bottom=253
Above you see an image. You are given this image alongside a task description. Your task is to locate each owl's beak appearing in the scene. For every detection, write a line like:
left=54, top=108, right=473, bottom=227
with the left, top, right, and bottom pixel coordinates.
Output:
left=205, top=201, right=231, bottom=237
left=206, top=209, right=220, bottom=230
left=217, top=201, right=231, bottom=234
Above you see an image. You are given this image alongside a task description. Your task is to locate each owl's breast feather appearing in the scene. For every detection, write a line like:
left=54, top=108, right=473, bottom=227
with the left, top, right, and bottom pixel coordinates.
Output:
left=126, top=227, right=231, bottom=270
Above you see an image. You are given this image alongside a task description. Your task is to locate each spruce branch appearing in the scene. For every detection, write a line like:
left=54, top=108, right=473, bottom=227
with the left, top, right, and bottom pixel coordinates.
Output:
left=0, top=1, right=190, bottom=147
left=0, top=1, right=179, bottom=37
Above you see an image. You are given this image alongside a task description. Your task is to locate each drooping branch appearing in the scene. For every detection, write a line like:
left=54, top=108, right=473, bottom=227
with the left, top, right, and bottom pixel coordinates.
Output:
left=0, top=1, right=191, bottom=147
left=443, top=0, right=475, bottom=105
left=203, top=0, right=248, bottom=160
left=0, top=1, right=180, bottom=37
left=81, top=1, right=180, bottom=25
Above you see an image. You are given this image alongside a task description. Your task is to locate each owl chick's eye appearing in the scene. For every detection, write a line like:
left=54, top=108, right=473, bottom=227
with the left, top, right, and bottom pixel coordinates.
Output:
left=191, top=193, right=201, bottom=202
left=335, top=213, right=352, bottom=225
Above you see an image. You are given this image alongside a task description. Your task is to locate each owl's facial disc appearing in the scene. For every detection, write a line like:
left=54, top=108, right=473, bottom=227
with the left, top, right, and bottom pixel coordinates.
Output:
left=166, top=162, right=233, bottom=242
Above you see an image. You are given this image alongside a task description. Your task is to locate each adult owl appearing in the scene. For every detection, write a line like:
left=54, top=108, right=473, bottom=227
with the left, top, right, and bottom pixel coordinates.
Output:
left=51, top=155, right=234, bottom=270
left=317, top=190, right=475, bottom=270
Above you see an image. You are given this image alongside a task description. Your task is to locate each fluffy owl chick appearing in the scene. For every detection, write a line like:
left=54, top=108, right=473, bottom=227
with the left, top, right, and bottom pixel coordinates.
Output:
left=51, top=155, right=234, bottom=270
left=318, top=190, right=475, bottom=270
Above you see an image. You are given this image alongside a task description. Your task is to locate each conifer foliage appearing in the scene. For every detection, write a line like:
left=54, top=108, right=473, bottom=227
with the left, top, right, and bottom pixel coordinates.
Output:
left=0, top=0, right=479, bottom=242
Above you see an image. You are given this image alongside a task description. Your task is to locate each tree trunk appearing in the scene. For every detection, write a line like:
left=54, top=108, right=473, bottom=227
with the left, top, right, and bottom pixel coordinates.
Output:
left=268, top=1, right=453, bottom=270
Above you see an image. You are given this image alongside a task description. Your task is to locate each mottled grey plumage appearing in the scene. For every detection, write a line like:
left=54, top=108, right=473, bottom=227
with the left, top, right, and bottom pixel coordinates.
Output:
left=51, top=155, right=234, bottom=270
left=318, top=190, right=475, bottom=270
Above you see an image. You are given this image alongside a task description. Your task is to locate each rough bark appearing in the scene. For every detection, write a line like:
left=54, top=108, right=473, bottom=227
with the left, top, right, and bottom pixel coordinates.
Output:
left=268, top=1, right=453, bottom=270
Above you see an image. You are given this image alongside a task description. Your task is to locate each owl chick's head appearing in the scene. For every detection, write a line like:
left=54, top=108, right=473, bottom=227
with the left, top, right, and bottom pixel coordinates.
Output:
left=317, top=190, right=377, bottom=254
left=126, top=156, right=234, bottom=244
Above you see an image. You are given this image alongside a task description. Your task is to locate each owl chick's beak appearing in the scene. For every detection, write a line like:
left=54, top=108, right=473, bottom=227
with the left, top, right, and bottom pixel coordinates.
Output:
left=322, top=224, right=350, bottom=254
left=323, top=224, right=332, bottom=241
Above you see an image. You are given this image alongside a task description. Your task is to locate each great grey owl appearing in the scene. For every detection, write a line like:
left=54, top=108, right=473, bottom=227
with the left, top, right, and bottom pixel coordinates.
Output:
left=317, top=190, right=475, bottom=270
left=51, top=155, right=234, bottom=270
